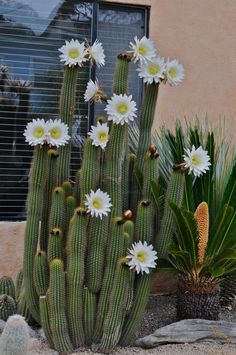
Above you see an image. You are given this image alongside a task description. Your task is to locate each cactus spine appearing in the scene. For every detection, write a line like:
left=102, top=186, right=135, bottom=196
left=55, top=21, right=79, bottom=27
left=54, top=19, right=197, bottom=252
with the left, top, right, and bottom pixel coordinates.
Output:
left=39, top=295, right=54, bottom=348
left=0, top=315, right=29, bottom=355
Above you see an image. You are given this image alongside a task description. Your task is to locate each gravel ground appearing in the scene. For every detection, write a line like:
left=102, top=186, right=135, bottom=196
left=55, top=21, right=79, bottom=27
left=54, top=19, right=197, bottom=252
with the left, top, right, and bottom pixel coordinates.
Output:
left=25, top=295, right=236, bottom=354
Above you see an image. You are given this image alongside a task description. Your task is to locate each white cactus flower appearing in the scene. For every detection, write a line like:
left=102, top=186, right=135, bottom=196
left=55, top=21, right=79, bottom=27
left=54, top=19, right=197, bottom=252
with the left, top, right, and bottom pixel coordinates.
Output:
left=46, top=119, right=70, bottom=147
left=129, top=36, right=157, bottom=63
left=88, top=122, right=109, bottom=150
left=88, top=39, right=105, bottom=67
left=84, top=79, right=104, bottom=103
left=58, top=39, right=87, bottom=67
left=23, top=118, right=47, bottom=146
left=165, top=59, right=185, bottom=86
left=85, top=188, right=112, bottom=219
left=126, top=241, right=158, bottom=275
left=137, top=56, right=166, bottom=84
left=183, top=145, right=211, bottom=177
left=105, top=93, right=137, bottom=125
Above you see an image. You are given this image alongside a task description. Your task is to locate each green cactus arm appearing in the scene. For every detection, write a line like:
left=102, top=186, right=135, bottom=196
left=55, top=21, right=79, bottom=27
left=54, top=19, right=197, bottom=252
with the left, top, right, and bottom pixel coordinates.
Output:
left=62, top=180, right=73, bottom=197
left=57, top=66, right=79, bottom=184
left=119, top=272, right=153, bottom=346
left=136, top=83, right=159, bottom=172
left=80, top=138, right=100, bottom=204
left=66, top=207, right=87, bottom=347
left=156, top=168, right=185, bottom=257
left=40, top=149, right=58, bottom=251
left=0, top=276, right=15, bottom=299
left=39, top=295, right=54, bottom=348
left=93, top=217, right=124, bottom=342
left=87, top=216, right=109, bottom=293
left=74, top=168, right=81, bottom=205
left=124, top=220, right=134, bottom=242
left=142, top=145, right=159, bottom=201
left=135, top=200, right=154, bottom=244
left=99, top=258, right=130, bottom=353
left=47, top=228, right=64, bottom=263
left=33, top=251, right=49, bottom=296
left=64, top=195, right=76, bottom=248
left=23, top=144, right=48, bottom=323
left=83, top=288, right=96, bottom=346
left=112, top=52, right=132, bottom=95
left=49, top=187, right=65, bottom=234
left=49, top=258, right=73, bottom=353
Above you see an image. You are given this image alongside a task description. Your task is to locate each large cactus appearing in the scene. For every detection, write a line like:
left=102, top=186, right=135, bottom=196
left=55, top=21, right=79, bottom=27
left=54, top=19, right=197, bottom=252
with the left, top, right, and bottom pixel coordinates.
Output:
left=17, top=36, right=185, bottom=354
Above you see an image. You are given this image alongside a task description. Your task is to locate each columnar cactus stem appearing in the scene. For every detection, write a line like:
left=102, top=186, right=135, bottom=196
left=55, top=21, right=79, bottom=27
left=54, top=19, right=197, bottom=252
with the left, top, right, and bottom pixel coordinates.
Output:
left=87, top=216, right=109, bottom=293
left=93, top=217, right=124, bottom=342
left=99, top=258, right=130, bottom=353
left=83, top=288, right=96, bottom=345
left=33, top=251, right=49, bottom=296
left=120, top=273, right=153, bottom=346
left=40, top=149, right=58, bottom=251
left=142, top=145, right=159, bottom=201
left=112, top=52, right=132, bottom=95
left=49, top=187, right=65, bottom=233
left=49, top=259, right=73, bottom=353
left=48, top=228, right=64, bottom=263
left=80, top=138, right=99, bottom=204
left=0, top=276, right=15, bottom=299
left=135, top=200, right=154, bottom=244
left=74, top=169, right=81, bottom=205
left=39, top=295, right=54, bottom=348
left=57, top=66, right=79, bottom=184
left=136, top=84, right=159, bottom=171
left=23, top=145, right=48, bottom=323
left=156, top=168, right=185, bottom=257
left=66, top=207, right=87, bottom=347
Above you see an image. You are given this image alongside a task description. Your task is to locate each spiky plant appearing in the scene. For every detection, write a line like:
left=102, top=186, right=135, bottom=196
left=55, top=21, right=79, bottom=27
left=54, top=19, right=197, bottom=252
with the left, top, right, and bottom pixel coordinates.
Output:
left=165, top=200, right=236, bottom=320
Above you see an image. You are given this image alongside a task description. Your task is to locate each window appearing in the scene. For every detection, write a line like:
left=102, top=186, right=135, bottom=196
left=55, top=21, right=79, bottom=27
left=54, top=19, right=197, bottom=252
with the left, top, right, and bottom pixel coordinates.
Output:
left=0, top=0, right=148, bottom=220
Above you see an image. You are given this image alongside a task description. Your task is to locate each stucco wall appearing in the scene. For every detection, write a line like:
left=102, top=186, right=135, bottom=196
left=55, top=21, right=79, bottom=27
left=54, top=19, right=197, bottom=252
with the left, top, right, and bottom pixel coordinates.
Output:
left=106, top=0, right=236, bottom=141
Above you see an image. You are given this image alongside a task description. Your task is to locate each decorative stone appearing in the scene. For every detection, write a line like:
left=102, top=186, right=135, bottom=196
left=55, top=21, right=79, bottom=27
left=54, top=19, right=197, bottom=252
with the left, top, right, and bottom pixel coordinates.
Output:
left=136, top=319, right=236, bottom=348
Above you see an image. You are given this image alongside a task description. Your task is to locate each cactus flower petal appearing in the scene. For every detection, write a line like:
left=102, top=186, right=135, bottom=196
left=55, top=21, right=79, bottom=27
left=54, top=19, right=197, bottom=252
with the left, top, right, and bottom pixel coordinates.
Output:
left=105, top=93, right=137, bottom=125
left=88, top=39, right=105, bottom=68
left=23, top=118, right=47, bottom=146
left=46, top=119, right=70, bottom=148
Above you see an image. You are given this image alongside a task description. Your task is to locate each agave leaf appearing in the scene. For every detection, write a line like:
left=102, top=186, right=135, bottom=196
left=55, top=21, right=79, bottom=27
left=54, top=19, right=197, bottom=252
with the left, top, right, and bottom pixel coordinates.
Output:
left=221, top=163, right=236, bottom=208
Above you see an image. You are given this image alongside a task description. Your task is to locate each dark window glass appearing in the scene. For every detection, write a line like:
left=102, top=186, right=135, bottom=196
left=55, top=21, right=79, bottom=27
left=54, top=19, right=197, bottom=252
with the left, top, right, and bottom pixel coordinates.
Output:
left=0, top=0, right=147, bottom=220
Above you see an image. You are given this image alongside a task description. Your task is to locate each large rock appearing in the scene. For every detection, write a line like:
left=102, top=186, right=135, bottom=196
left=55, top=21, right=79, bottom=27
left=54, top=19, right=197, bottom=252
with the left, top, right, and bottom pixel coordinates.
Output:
left=136, top=319, right=236, bottom=348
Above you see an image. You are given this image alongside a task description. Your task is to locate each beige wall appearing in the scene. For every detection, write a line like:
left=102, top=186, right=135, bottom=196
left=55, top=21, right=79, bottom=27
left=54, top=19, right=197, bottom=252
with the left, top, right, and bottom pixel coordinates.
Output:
left=106, top=0, right=236, bottom=142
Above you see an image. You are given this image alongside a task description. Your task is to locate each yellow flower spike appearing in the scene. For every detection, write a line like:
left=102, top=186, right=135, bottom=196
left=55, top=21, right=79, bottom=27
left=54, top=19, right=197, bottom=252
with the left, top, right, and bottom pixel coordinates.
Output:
left=194, top=201, right=209, bottom=266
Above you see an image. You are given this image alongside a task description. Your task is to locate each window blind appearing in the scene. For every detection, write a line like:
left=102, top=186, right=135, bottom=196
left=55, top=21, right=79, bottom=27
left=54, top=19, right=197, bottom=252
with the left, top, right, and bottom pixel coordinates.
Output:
left=0, top=0, right=147, bottom=220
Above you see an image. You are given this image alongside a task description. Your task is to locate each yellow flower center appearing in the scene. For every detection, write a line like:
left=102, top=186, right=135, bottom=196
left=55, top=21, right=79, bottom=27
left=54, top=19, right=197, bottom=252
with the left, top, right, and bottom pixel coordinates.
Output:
left=33, top=127, right=44, bottom=138
left=137, top=251, right=148, bottom=263
left=68, top=48, right=80, bottom=59
left=117, top=103, right=128, bottom=115
left=168, top=67, right=176, bottom=78
left=50, top=127, right=61, bottom=139
left=148, top=64, right=159, bottom=75
left=92, top=198, right=103, bottom=209
left=191, top=154, right=201, bottom=166
left=138, top=45, right=147, bottom=56
left=98, top=131, right=107, bottom=142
